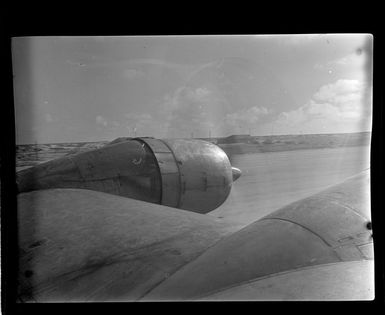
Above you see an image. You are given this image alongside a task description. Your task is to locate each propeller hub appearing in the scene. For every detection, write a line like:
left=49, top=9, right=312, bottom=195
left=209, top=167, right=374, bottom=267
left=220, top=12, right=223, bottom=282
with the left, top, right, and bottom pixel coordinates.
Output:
left=232, top=167, right=242, bottom=182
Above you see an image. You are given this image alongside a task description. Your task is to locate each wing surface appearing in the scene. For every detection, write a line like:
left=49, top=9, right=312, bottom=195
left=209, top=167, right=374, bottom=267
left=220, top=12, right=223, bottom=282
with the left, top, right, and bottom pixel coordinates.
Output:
left=201, top=260, right=374, bottom=300
left=142, top=170, right=373, bottom=300
left=17, top=189, right=238, bottom=301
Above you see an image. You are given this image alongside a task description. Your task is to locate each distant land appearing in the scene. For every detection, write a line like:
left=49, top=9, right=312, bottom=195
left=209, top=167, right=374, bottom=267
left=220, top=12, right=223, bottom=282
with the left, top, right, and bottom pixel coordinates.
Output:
left=215, top=131, right=371, bottom=156
left=16, top=132, right=371, bottom=170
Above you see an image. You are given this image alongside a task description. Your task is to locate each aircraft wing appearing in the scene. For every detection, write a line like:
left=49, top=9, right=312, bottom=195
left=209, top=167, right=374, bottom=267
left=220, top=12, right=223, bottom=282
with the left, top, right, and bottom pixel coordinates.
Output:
left=200, top=260, right=374, bottom=300
left=142, top=170, right=373, bottom=301
left=17, top=170, right=373, bottom=301
left=17, top=188, right=239, bottom=302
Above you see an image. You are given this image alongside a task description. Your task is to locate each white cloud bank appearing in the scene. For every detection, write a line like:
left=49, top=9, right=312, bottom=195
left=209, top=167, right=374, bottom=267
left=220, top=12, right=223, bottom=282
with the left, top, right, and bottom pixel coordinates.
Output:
left=96, top=79, right=371, bottom=138
left=163, top=85, right=271, bottom=137
left=124, top=113, right=168, bottom=137
left=164, top=86, right=225, bottom=138
left=270, top=79, right=372, bottom=134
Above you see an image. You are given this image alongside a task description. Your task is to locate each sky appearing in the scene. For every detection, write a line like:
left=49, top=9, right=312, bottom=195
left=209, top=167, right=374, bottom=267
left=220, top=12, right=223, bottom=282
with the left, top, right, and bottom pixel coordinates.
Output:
left=12, top=34, right=373, bottom=144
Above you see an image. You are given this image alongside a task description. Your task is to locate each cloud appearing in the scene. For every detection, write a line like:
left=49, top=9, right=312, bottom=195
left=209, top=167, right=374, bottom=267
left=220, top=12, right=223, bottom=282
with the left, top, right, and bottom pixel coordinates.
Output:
left=224, top=106, right=270, bottom=134
left=313, top=79, right=364, bottom=103
left=164, top=86, right=227, bottom=137
left=125, top=113, right=152, bottom=125
left=163, top=85, right=273, bottom=137
left=270, top=79, right=371, bottom=134
left=124, top=113, right=166, bottom=137
left=96, top=115, right=108, bottom=127
left=161, top=86, right=211, bottom=111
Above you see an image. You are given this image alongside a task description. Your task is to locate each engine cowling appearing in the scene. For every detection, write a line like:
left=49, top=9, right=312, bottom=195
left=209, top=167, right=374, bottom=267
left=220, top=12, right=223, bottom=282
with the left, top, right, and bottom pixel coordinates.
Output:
left=17, top=138, right=241, bottom=213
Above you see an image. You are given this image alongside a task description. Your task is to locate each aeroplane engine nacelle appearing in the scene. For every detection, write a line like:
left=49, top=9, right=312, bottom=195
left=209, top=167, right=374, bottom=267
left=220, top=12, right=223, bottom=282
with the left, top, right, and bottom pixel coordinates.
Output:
left=17, top=138, right=241, bottom=213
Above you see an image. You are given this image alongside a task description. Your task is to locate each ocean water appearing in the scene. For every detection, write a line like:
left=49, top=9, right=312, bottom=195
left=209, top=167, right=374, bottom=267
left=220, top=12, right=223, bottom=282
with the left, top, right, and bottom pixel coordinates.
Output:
left=209, top=145, right=371, bottom=226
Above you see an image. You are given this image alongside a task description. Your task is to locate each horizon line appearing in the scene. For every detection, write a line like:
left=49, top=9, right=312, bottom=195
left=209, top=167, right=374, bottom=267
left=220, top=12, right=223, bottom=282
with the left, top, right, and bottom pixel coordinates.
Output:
left=16, top=131, right=372, bottom=146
